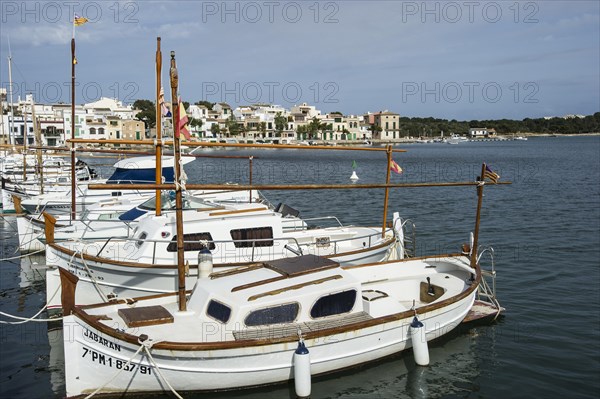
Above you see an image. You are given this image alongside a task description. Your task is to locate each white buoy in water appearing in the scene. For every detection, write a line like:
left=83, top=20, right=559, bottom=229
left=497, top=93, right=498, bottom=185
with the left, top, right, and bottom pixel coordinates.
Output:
left=197, top=246, right=213, bottom=279
left=294, top=339, right=311, bottom=398
left=350, top=170, right=359, bottom=180
left=410, top=316, right=430, bottom=366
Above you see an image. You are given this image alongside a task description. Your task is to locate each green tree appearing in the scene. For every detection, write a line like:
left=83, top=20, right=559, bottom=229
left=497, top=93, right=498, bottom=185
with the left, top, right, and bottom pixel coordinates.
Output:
left=133, top=99, right=156, bottom=128
left=225, top=115, right=241, bottom=136
left=190, top=118, right=203, bottom=137
left=274, top=112, right=287, bottom=134
left=210, top=123, right=220, bottom=137
left=368, top=124, right=382, bottom=138
left=296, top=125, right=307, bottom=140
left=195, top=100, right=214, bottom=110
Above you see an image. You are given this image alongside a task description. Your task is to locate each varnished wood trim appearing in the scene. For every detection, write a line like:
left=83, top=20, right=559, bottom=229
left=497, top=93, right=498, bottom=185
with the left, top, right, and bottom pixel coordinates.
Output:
left=231, top=275, right=287, bottom=292
left=209, top=207, right=268, bottom=217
left=248, top=275, right=343, bottom=301
left=210, top=264, right=264, bottom=279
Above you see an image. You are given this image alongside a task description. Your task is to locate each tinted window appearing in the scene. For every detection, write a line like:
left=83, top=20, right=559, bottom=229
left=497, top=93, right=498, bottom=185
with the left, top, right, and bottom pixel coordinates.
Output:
left=135, top=232, right=147, bottom=247
left=167, top=232, right=215, bottom=252
left=230, top=227, right=273, bottom=248
left=245, top=303, right=299, bottom=326
left=207, top=300, right=231, bottom=323
left=310, top=290, right=357, bottom=318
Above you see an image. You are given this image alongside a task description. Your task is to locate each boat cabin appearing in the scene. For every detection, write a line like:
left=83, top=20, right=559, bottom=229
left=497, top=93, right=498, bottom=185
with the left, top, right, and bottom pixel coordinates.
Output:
left=187, top=255, right=370, bottom=337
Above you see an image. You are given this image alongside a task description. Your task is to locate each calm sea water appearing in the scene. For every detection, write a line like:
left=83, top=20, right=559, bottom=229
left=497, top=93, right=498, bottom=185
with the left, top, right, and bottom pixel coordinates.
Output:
left=1, top=136, right=599, bottom=398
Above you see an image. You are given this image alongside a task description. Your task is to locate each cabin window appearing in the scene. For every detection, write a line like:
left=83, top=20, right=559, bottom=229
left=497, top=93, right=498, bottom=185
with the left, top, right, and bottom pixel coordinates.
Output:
left=207, top=300, right=231, bottom=323
left=310, top=290, right=357, bottom=319
left=244, top=303, right=299, bottom=327
left=167, top=232, right=215, bottom=252
left=230, top=227, right=273, bottom=248
left=135, top=232, right=148, bottom=247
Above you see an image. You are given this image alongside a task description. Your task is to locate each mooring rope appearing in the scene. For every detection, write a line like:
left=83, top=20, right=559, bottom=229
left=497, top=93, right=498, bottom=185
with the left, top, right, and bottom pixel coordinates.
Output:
left=77, top=244, right=110, bottom=303
left=0, top=283, right=62, bottom=324
left=83, top=337, right=183, bottom=399
left=0, top=248, right=45, bottom=261
left=140, top=338, right=184, bottom=399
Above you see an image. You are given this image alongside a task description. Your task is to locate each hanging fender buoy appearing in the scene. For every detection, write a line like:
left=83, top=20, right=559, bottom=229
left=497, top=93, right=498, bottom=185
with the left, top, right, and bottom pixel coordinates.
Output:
left=410, top=316, right=430, bottom=366
left=197, top=245, right=213, bottom=279
left=294, top=338, right=311, bottom=398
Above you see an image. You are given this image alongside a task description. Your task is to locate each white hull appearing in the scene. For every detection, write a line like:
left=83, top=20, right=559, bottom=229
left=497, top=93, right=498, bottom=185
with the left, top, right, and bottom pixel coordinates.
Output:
left=45, top=234, right=394, bottom=308
left=62, top=256, right=476, bottom=396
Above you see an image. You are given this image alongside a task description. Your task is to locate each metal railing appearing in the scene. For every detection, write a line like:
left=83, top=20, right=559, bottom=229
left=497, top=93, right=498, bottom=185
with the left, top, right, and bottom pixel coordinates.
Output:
left=476, top=246, right=501, bottom=314
left=85, top=226, right=395, bottom=264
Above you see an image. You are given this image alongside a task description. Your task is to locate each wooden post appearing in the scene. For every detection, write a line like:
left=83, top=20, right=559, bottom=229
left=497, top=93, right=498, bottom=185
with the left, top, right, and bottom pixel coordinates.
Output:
left=381, top=144, right=393, bottom=237
left=170, top=51, right=187, bottom=312
left=22, top=100, right=28, bottom=181
left=470, top=163, right=487, bottom=268
left=249, top=156, right=253, bottom=203
left=155, top=37, right=163, bottom=216
left=31, top=97, right=44, bottom=194
left=70, top=38, right=76, bottom=221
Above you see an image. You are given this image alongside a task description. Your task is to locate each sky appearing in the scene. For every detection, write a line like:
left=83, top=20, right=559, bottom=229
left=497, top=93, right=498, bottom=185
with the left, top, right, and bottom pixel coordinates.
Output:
left=0, top=0, right=598, bottom=120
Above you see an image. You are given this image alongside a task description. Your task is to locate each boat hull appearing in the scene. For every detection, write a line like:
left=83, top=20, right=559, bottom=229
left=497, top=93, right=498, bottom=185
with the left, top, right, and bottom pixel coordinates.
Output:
left=45, top=237, right=395, bottom=309
left=63, top=291, right=475, bottom=397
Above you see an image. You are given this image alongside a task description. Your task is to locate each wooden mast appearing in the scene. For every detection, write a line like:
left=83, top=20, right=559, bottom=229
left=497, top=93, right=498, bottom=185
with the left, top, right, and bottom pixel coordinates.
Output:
left=169, top=50, right=187, bottom=312
left=470, top=163, right=487, bottom=268
left=155, top=37, right=163, bottom=216
left=31, top=97, right=44, bottom=194
left=381, top=144, right=393, bottom=237
left=70, top=37, right=76, bottom=221
left=21, top=99, right=28, bottom=181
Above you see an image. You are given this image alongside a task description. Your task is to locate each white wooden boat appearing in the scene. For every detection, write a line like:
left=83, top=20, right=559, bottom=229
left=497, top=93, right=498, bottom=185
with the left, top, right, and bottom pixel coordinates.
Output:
left=61, top=253, right=480, bottom=397
left=44, top=206, right=403, bottom=309
left=17, top=156, right=191, bottom=216
left=16, top=189, right=260, bottom=253
left=1, top=157, right=97, bottom=213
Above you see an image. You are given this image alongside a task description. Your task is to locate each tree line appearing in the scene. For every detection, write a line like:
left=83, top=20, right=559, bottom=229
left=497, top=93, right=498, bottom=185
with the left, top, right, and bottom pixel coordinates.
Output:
left=397, top=113, right=600, bottom=136
left=131, top=100, right=599, bottom=135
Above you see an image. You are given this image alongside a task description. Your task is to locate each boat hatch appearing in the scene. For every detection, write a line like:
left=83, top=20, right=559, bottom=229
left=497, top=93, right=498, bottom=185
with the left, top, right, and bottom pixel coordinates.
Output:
left=420, top=280, right=445, bottom=303
left=118, top=305, right=174, bottom=328
left=263, top=254, right=339, bottom=277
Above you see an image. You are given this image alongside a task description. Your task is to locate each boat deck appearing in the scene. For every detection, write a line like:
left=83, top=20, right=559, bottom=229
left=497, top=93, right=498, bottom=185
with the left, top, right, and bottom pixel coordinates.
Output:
left=462, top=300, right=504, bottom=323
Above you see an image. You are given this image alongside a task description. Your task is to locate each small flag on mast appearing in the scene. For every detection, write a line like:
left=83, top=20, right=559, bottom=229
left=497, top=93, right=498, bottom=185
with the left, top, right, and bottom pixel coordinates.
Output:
left=74, top=14, right=88, bottom=26
left=177, top=98, right=191, bottom=140
left=483, top=164, right=500, bottom=183
left=159, top=88, right=172, bottom=117
left=390, top=159, right=403, bottom=174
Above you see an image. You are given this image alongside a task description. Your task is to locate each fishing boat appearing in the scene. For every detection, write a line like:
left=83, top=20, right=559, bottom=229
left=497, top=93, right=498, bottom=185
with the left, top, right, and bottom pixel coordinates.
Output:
left=16, top=155, right=191, bottom=216
left=445, top=134, right=468, bottom=145
left=44, top=204, right=404, bottom=308
left=1, top=156, right=97, bottom=213
left=15, top=188, right=260, bottom=253
left=61, top=252, right=481, bottom=397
